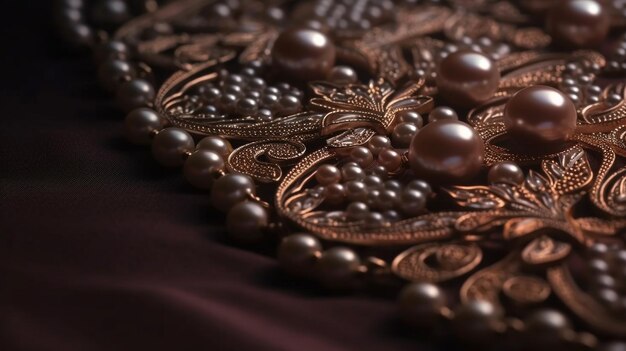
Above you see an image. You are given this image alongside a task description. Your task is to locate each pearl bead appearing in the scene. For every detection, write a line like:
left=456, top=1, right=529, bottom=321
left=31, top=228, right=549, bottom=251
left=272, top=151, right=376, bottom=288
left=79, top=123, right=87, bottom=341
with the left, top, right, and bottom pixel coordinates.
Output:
left=452, top=300, right=503, bottom=344
left=384, top=180, right=402, bottom=192
left=341, top=164, right=364, bottom=181
left=124, top=108, right=163, bottom=145
left=327, top=65, right=358, bottom=84
left=210, top=174, right=256, bottom=213
left=196, top=136, right=233, bottom=158
left=523, top=309, right=571, bottom=347
left=345, top=181, right=368, bottom=202
left=378, top=149, right=402, bottom=172
left=368, top=165, right=388, bottom=179
left=598, top=342, right=626, bottom=351
left=396, top=110, right=424, bottom=127
left=272, top=28, right=336, bottom=81
left=350, top=146, right=374, bottom=167
left=363, top=175, right=383, bottom=189
left=488, top=161, right=524, bottom=185
left=151, top=128, right=195, bottom=167
left=398, top=282, right=447, bottom=328
left=400, top=189, right=427, bottom=216
left=91, top=0, right=131, bottom=28
left=503, top=85, right=577, bottom=151
left=59, top=22, right=94, bottom=49
left=546, top=0, right=610, bottom=49
left=406, top=179, right=432, bottom=197
left=436, top=51, right=500, bottom=108
left=277, top=233, right=323, bottom=275
left=94, top=40, right=130, bottom=63
left=98, top=59, right=136, bottom=92
left=367, top=135, right=392, bottom=156
left=226, top=201, right=268, bottom=244
left=392, top=123, right=419, bottom=148
left=324, top=183, right=346, bottom=205
left=364, top=211, right=385, bottom=228
left=408, top=120, right=484, bottom=184
left=116, top=79, right=155, bottom=112
left=346, top=201, right=369, bottom=221
left=183, top=150, right=225, bottom=189
left=428, top=106, right=458, bottom=123
left=315, top=247, right=361, bottom=290
left=316, top=164, right=342, bottom=185
left=377, top=189, right=398, bottom=211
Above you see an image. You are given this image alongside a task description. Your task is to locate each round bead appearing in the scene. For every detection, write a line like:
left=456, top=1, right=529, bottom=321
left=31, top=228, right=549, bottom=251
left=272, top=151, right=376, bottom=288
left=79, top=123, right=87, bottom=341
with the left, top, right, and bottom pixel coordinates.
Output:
left=94, top=40, right=129, bottom=63
left=277, top=233, right=323, bottom=275
left=367, top=135, right=392, bottom=156
left=350, top=146, right=374, bottom=167
left=488, top=161, right=524, bottom=185
left=546, top=0, right=610, bottom=49
left=408, top=120, right=484, bottom=184
left=151, top=128, right=195, bottom=167
left=315, top=247, right=361, bottom=290
left=523, top=309, right=571, bottom=346
left=316, top=164, right=342, bottom=185
left=436, top=51, right=500, bottom=108
left=226, top=201, right=268, bottom=244
left=598, top=342, right=626, bottom=351
left=98, top=59, right=136, bottom=92
left=397, top=110, right=424, bottom=127
left=364, top=211, right=386, bottom=228
left=196, top=136, right=233, bottom=158
left=328, top=65, right=358, bottom=84
left=91, top=0, right=131, bottom=28
left=399, top=189, right=427, bottom=216
left=341, top=164, right=365, bottom=181
left=124, top=108, right=163, bottom=145
left=183, top=150, right=225, bottom=189
left=210, top=174, right=256, bottom=213
left=378, top=149, right=402, bottom=172
left=272, top=28, right=336, bottom=82
left=398, top=282, right=447, bottom=328
left=116, top=79, right=155, bottom=112
left=392, top=123, right=419, bottom=148
left=324, top=183, right=346, bottom=205
left=503, top=85, right=577, bottom=150
left=406, top=179, right=432, bottom=197
left=452, top=300, right=503, bottom=344
left=346, top=201, right=369, bottom=221
left=428, top=106, right=458, bottom=123
left=59, top=22, right=94, bottom=49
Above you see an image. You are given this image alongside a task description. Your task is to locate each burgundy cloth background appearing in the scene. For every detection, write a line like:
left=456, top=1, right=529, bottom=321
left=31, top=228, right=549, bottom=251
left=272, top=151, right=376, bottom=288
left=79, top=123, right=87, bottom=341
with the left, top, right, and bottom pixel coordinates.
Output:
left=0, top=3, right=437, bottom=350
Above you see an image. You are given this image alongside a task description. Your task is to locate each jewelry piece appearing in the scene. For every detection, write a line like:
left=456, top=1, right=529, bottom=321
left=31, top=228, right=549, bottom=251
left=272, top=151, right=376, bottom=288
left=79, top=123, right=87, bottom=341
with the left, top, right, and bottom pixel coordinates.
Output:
left=56, top=0, right=626, bottom=349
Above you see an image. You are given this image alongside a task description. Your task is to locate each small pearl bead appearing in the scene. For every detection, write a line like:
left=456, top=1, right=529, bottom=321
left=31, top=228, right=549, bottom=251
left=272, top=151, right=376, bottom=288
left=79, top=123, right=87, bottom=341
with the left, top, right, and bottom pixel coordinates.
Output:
left=316, top=164, right=342, bottom=185
left=116, top=79, right=155, bottom=112
left=406, top=179, right=432, bottom=197
left=324, top=183, right=345, bottom=205
left=350, top=146, right=374, bottom=167
left=376, top=189, right=398, bottom=211
left=364, top=211, right=385, bottom=227
left=183, top=150, right=225, bottom=189
left=363, top=175, right=383, bottom=189
left=315, top=247, right=361, bottom=290
left=398, top=282, right=447, bottom=328
left=400, top=189, right=426, bottom=216
left=196, top=136, right=233, bottom=158
left=345, top=180, right=368, bottom=202
left=397, top=110, right=424, bottom=127
left=368, top=165, right=388, bottom=179
left=210, top=173, right=256, bottom=213
left=327, top=65, right=358, bottom=84
left=151, top=128, right=195, bottom=167
left=341, top=164, right=365, bottom=181
left=367, top=135, right=392, bottom=156
left=226, top=201, right=268, bottom=244
left=277, top=233, right=323, bottom=275
left=392, top=123, right=419, bottom=148
left=124, top=108, right=163, bottom=145
left=384, top=180, right=402, bottom=191
left=488, top=161, right=524, bottom=185
left=98, top=59, right=136, bottom=92
left=428, top=106, right=458, bottom=123
left=452, top=300, right=503, bottom=344
left=378, top=149, right=402, bottom=172
left=346, top=201, right=369, bottom=221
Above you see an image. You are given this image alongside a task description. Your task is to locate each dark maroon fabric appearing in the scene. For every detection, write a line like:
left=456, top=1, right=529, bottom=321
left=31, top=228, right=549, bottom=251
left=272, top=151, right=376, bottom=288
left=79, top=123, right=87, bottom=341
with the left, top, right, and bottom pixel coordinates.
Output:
left=0, top=3, right=435, bottom=351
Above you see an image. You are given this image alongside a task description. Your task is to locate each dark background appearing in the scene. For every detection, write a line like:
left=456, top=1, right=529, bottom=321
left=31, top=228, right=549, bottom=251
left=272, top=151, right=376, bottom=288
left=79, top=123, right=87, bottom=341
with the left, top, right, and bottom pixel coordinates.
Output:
left=0, top=2, right=434, bottom=350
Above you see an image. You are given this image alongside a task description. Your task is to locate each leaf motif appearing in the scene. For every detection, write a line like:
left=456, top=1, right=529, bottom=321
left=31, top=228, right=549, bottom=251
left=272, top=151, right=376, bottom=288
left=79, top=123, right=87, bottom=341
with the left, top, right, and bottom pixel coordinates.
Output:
left=446, top=186, right=508, bottom=210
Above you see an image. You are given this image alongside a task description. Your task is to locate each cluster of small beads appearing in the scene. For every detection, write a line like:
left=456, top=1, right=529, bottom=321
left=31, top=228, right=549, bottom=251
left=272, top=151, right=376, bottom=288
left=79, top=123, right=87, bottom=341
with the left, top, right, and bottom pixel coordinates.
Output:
left=560, top=59, right=603, bottom=106
left=311, top=0, right=395, bottom=32
left=398, top=281, right=625, bottom=350
left=185, top=63, right=304, bottom=122
left=605, top=32, right=626, bottom=75
left=585, top=242, right=626, bottom=316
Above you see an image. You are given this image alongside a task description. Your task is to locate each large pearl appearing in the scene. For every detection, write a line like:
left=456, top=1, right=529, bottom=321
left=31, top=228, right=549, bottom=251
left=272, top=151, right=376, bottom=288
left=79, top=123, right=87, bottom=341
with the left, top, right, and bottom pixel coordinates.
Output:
left=503, top=85, right=577, bottom=151
left=124, top=108, right=163, bottom=145
left=436, top=51, right=500, bottom=109
left=116, top=79, right=155, bottom=112
left=183, top=150, right=225, bottom=189
left=271, top=28, right=336, bottom=81
left=277, top=233, right=323, bottom=275
left=398, top=282, right=447, bottom=328
left=546, top=0, right=609, bottom=49
left=408, top=120, right=484, bottom=184
left=315, top=247, right=361, bottom=290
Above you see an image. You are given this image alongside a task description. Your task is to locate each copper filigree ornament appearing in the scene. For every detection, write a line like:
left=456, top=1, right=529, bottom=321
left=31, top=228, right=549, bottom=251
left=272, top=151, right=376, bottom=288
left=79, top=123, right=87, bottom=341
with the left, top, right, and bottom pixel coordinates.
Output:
left=59, top=0, right=626, bottom=348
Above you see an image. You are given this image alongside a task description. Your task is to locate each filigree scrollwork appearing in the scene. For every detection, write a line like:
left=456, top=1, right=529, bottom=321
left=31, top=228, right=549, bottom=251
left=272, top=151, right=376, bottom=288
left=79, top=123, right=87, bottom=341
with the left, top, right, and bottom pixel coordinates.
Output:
left=227, top=139, right=307, bottom=183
